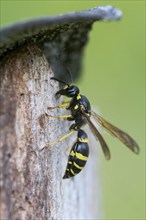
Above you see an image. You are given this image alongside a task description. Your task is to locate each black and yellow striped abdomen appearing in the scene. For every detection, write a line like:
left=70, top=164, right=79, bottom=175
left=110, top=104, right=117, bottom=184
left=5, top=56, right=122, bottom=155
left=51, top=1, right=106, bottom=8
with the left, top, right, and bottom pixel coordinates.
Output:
left=63, top=129, right=89, bottom=179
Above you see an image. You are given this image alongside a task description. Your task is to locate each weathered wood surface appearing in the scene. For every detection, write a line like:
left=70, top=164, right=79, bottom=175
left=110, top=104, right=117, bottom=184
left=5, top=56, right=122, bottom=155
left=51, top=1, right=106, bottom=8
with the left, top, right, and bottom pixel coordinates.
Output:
left=0, top=44, right=101, bottom=219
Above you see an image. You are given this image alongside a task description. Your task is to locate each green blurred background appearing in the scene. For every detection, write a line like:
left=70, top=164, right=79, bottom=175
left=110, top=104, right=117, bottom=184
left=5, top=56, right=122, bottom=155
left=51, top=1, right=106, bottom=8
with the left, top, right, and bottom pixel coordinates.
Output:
left=1, top=1, right=145, bottom=219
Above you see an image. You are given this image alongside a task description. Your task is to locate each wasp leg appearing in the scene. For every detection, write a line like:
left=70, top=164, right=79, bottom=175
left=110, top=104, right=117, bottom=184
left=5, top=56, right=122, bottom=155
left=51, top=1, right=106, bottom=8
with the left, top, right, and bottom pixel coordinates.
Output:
left=48, top=102, right=70, bottom=110
left=45, top=113, right=72, bottom=119
left=61, top=100, right=70, bottom=104
left=40, top=130, right=75, bottom=151
left=50, top=130, right=75, bottom=146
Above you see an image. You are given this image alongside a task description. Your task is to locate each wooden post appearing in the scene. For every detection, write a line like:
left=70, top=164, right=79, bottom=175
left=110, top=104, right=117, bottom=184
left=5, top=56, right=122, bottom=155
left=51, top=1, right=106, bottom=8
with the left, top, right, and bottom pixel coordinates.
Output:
left=0, top=44, right=101, bottom=219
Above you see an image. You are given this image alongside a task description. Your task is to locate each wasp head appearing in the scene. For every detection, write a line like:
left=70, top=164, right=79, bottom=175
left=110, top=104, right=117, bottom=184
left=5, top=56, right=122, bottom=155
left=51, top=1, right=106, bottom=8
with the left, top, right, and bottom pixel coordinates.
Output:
left=56, top=85, right=79, bottom=98
left=51, top=77, right=79, bottom=98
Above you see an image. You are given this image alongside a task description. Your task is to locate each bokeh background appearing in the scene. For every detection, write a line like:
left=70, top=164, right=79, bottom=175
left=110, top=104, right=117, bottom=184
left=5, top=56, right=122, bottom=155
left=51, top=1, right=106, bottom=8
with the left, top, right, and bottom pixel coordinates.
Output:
left=1, top=1, right=145, bottom=219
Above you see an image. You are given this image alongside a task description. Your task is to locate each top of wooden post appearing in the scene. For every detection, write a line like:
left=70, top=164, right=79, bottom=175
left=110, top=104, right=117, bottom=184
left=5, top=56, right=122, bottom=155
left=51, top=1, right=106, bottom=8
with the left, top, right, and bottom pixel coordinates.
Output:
left=0, top=6, right=122, bottom=81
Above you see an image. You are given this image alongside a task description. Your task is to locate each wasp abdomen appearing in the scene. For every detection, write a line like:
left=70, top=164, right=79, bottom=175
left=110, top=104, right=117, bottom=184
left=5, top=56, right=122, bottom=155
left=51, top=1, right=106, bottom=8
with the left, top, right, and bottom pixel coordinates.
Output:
left=63, top=130, right=89, bottom=179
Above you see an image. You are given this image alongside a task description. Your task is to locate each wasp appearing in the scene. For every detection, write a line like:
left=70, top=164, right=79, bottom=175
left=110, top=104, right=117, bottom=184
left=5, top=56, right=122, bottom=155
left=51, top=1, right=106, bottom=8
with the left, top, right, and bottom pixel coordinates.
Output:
left=46, top=73, right=140, bottom=179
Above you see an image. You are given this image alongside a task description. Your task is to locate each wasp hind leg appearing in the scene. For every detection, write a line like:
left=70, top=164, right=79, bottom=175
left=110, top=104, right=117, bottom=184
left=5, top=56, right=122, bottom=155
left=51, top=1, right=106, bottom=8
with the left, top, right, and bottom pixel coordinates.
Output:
left=45, top=112, right=73, bottom=119
left=40, top=129, right=75, bottom=152
left=50, top=130, right=75, bottom=146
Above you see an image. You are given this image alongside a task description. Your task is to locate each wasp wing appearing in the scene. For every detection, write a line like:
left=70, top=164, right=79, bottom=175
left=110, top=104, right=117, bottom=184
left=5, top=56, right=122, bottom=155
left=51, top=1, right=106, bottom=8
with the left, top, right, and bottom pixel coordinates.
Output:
left=91, top=111, right=140, bottom=154
left=81, top=110, right=111, bottom=160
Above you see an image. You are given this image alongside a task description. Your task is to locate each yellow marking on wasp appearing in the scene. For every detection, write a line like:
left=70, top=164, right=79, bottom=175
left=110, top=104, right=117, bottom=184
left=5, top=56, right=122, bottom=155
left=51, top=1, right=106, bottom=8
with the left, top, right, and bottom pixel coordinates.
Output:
left=78, top=138, right=88, bottom=143
left=70, top=169, right=76, bottom=176
left=73, top=162, right=83, bottom=170
left=76, top=152, right=88, bottom=161
left=63, top=85, right=68, bottom=89
left=76, top=94, right=81, bottom=100
left=68, top=161, right=72, bottom=164
left=70, top=150, right=75, bottom=157
left=74, top=105, right=79, bottom=110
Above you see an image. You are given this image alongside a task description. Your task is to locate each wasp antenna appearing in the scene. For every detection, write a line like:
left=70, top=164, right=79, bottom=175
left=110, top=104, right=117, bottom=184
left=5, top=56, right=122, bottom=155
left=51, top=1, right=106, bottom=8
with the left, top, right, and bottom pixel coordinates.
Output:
left=66, top=67, right=73, bottom=83
left=50, top=77, right=69, bottom=86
